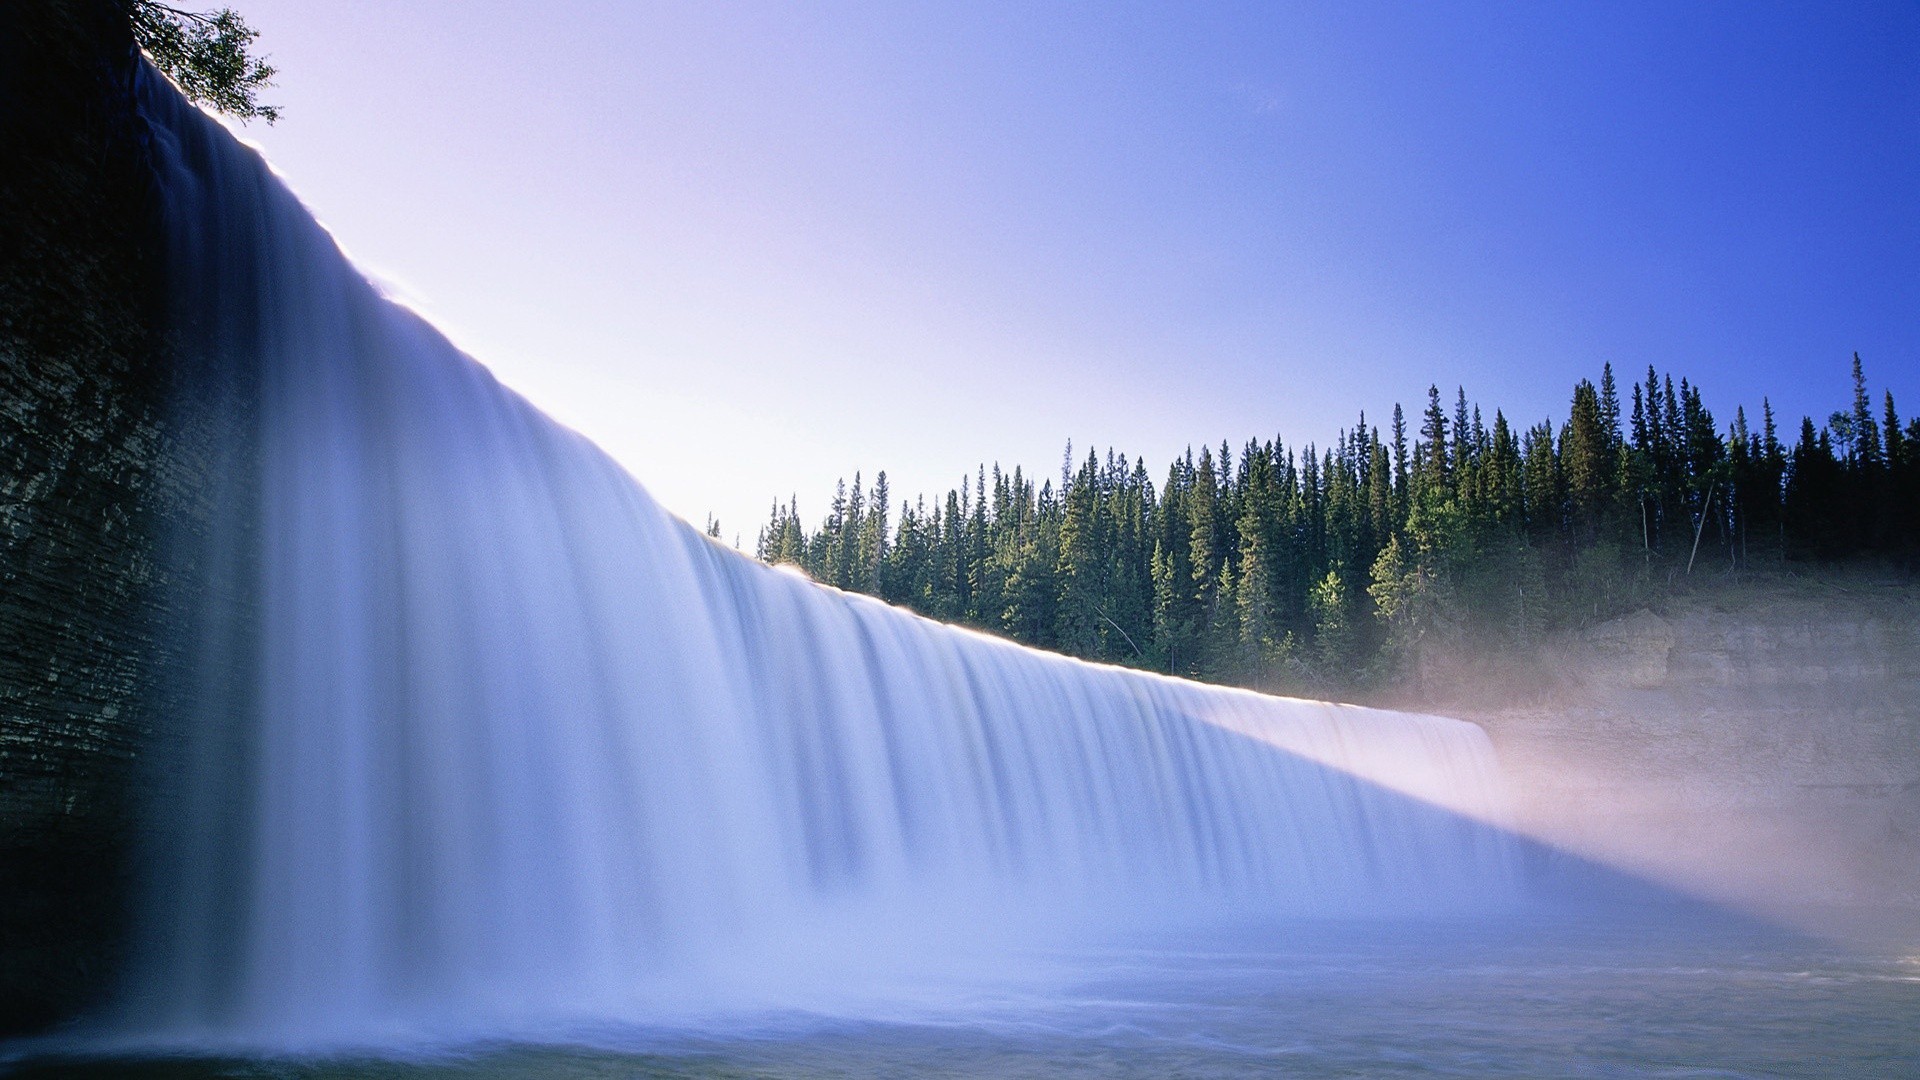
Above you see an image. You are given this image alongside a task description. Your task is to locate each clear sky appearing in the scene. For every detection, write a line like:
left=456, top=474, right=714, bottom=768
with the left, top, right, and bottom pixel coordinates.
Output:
left=218, top=0, right=1917, bottom=544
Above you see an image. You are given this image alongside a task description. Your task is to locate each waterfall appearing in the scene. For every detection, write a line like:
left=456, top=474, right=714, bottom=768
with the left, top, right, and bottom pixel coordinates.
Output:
left=126, top=66, right=1521, bottom=1048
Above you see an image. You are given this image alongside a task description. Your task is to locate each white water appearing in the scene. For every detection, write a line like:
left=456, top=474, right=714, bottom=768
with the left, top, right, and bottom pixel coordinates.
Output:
left=127, top=68, right=1522, bottom=1050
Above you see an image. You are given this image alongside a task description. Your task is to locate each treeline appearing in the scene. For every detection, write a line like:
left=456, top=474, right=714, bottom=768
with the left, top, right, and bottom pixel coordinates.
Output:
left=756, top=355, right=1918, bottom=691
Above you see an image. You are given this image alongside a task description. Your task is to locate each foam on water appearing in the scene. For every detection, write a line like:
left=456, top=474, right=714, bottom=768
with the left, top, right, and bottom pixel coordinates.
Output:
left=121, top=65, right=1523, bottom=1051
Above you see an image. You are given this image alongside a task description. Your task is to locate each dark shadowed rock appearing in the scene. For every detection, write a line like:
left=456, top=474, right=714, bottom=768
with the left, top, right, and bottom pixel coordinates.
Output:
left=0, top=0, right=171, bottom=1036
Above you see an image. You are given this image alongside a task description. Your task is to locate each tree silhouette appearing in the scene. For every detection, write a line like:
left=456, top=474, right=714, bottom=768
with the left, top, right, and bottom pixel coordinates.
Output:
left=127, top=1, right=279, bottom=122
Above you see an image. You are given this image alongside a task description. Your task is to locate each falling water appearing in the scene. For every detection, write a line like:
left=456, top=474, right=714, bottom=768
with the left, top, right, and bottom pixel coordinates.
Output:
left=124, top=67, right=1522, bottom=1049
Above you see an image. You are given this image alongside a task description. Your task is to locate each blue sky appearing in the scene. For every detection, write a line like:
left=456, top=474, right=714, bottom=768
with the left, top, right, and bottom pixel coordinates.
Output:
left=221, top=0, right=1917, bottom=541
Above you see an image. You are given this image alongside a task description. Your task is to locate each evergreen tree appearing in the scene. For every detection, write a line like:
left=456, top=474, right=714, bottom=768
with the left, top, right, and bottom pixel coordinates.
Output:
left=1563, top=380, right=1609, bottom=541
left=1390, top=403, right=1411, bottom=527
left=1419, top=385, right=1449, bottom=491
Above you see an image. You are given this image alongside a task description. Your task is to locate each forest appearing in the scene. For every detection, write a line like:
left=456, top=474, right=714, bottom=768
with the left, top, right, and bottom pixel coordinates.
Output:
left=754, top=355, right=1918, bottom=692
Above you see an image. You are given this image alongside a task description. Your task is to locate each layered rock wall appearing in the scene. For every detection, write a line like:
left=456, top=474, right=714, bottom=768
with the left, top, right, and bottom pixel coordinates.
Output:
left=0, top=0, right=171, bottom=1034
left=1435, top=576, right=1920, bottom=917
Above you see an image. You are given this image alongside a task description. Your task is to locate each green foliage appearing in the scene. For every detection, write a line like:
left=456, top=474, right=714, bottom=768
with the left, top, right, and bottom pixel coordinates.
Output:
left=760, top=357, right=1916, bottom=694
left=128, top=2, right=279, bottom=122
left=1308, top=566, right=1356, bottom=672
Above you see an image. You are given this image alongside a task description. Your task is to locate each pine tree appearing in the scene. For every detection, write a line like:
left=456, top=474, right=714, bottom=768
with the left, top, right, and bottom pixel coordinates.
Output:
left=1785, top=417, right=1841, bottom=558
left=1850, top=353, right=1883, bottom=468
left=1390, top=403, right=1411, bottom=528
left=1485, top=410, right=1522, bottom=535
left=1055, top=451, right=1105, bottom=655
left=1233, top=447, right=1282, bottom=668
left=1152, top=455, right=1199, bottom=674
left=1599, top=363, right=1622, bottom=450
left=1310, top=566, right=1355, bottom=673
left=1367, top=437, right=1393, bottom=558
left=1563, top=379, right=1609, bottom=541
left=1189, top=446, right=1222, bottom=615
left=1522, top=420, right=1560, bottom=541
left=864, top=472, right=891, bottom=593
left=1420, top=385, right=1449, bottom=490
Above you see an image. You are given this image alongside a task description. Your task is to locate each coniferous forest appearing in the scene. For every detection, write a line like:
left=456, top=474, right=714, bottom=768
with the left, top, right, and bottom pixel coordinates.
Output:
left=755, top=356, right=1917, bottom=693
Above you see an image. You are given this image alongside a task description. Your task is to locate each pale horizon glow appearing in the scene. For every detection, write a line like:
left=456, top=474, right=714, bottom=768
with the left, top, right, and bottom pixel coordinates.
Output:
left=215, top=0, right=1916, bottom=542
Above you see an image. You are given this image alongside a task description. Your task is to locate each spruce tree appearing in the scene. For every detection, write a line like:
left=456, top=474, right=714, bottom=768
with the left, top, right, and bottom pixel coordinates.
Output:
left=1563, top=380, right=1608, bottom=541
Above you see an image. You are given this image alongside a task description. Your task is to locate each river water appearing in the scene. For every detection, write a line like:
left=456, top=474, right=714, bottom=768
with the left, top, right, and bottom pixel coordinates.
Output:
left=17, top=909, right=1919, bottom=1077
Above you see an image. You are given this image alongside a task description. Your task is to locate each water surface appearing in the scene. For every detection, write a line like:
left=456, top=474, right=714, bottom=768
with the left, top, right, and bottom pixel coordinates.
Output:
left=21, top=913, right=1918, bottom=1078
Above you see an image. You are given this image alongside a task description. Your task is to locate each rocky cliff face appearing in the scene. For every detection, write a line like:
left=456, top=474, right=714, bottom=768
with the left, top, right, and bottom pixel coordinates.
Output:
left=0, top=0, right=175, bottom=1035
left=1431, top=576, right=1920, bottom=921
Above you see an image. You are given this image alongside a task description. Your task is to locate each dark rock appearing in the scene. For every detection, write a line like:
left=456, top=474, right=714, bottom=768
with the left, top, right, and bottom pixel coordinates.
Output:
left=0, top=0, right=169, bottom=1036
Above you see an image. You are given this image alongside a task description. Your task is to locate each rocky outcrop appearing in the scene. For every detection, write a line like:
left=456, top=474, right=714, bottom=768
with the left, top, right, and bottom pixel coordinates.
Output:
left=1431, top=575, right=1920, bottom=919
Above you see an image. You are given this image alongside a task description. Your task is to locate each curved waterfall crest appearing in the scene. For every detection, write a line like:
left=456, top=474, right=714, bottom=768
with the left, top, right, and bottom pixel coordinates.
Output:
left=129, top=65, right=1522, bottom=1047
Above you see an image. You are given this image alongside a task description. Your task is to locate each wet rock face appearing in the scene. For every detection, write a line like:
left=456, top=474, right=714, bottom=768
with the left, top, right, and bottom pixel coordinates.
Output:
left=0, top=0, right=170, bottom=1036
